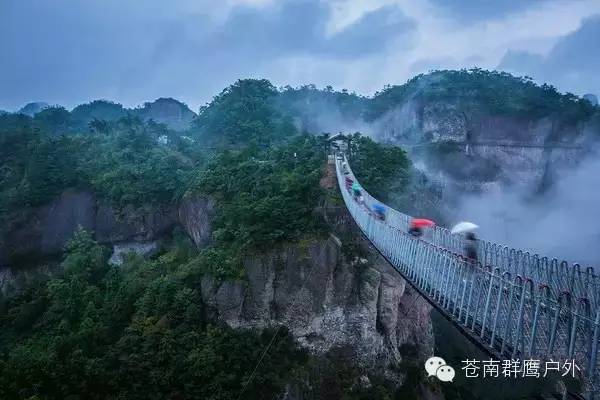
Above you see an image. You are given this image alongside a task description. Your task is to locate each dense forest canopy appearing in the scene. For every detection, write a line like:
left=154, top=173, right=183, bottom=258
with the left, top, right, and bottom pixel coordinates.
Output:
left=71, top=100, right=127, bottom=128
left=0, top=113, right=191, bottom=217
left=348, top=133, right=411, bottom=202
left=6, top=69, right=597, bottom=135
left=1, top=77, right=412, bottom=399
left=367, top=69, right=599, bottom=121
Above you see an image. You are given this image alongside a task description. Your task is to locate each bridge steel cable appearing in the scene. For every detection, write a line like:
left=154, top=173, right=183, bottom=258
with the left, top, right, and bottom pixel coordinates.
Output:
left=335, top=155, right=600, bottom=399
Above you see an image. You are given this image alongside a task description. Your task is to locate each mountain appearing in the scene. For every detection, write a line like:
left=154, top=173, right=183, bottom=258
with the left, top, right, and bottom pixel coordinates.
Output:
left=2, top=72, right=599, bottom=398
left=70, top=99, right=195, bottom=131
left=282, top=69, right=600, bottom=194
left=360, top=70, right=600, bottom=206
left=132, top=97, right=196, bottom=130
left=0, top=101, right=435, bottom=397
left=18, top=101, right=49, bottom=116
left=70, top=100, right=127, bottom=126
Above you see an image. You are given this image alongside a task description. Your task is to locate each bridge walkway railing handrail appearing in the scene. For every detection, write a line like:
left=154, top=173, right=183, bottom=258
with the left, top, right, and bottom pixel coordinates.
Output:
left=335, top=154, right=600, bottom=399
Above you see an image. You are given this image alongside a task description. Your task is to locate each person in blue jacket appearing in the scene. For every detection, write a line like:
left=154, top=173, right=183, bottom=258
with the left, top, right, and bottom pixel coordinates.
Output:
left=372, top=203, right=386, bottom=221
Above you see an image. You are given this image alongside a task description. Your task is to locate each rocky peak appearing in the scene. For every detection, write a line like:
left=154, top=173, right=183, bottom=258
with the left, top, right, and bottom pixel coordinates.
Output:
left=0, top=190, right=215, bottom=271
left=133, top=98, right=197, bottom=130
left=18, top=102, right=49, bottom=116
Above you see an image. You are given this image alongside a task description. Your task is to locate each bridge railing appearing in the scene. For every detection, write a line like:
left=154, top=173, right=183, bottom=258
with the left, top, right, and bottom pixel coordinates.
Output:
left=336, top=155, right=600, bottom=399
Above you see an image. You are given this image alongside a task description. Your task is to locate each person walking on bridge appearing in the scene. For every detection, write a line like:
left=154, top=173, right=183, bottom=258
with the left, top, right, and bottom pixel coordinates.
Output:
left=451, top=222, right=479, bottom=263
left=464, top=232, right=478, bottom=262
left=409, top=218, right=435, bottom=237
left=351, top=182, right=361, bottom=199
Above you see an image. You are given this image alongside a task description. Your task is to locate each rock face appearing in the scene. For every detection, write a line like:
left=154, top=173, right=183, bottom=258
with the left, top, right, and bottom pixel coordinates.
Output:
left=372, top=98, right=596, bottom=194
left=109, top=241, right=160, bottom=265
left=201, top=235, right=434, bottom=381
left=133, top=98, right=196, bottom=131
left=0, top=178, right=434, bottom=393
left=1, top=191, right=96, bottom=262
left=177, top=197, right=216, bottom=247
left=0, top=190, right=214, bottom=266
left=94, top=201, right=179, bottom=244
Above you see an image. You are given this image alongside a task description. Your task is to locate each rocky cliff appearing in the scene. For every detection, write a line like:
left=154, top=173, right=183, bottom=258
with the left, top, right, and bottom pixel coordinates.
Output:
left=0, top=178, right=436, bottom=396
left=0, top=191, right=214, bottom=269
left=372, top=97, right=597, bottom=194
left=200, top=203, right=434, bottom=393
left=203, top=237, right=432, bottom=366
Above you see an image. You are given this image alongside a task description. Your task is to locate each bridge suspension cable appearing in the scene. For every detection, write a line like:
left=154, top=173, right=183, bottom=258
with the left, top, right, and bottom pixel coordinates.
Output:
left=335, top=154, right=600, bottom=399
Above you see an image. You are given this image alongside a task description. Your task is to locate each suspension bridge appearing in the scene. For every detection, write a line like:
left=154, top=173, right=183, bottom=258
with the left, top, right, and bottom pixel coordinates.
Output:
left=335, top=154, right=599, bottom=399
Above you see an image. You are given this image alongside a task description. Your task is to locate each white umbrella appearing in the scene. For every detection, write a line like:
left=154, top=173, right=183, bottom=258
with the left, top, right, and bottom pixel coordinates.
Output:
left=451, top=221, right=479, bottom=234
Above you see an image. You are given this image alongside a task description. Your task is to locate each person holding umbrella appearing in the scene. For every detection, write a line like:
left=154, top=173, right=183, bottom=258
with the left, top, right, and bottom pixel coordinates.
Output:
left=373, top=203, right=386, bottom=221
left=344, top=177, right=353, bottom=192
left=464, top=232, right=478, bottom=261
left=351, top=182, right=361, bottom=199
left=451, top=222, right=479, bottom=262
left=409, top=218, right=435, bottom=237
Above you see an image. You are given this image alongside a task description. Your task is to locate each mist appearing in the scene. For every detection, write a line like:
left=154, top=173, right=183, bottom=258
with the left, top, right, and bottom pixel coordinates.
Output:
left=298, top=91, right=600, bottom=267
left=452, top=152, right=600, bottom=267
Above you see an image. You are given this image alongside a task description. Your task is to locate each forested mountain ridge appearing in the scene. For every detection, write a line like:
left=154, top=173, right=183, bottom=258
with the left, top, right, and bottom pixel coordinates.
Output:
left=3, top=69, right=597, bottom=294
left=367, top=68, right=598, bottom=122
left=18, top=102, right=49, bottom=117
left=8, top=98, right=197, bottom=131
left=10, top=68, right=598, bottom=140
left=0, top=75, right=429, bottom=399
left=1, top=70, right=598, bottom=399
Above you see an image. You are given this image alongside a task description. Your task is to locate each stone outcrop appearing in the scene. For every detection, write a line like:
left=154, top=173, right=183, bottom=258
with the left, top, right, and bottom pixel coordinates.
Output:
left=371, top=97, right=599, bottom=202
left=177, top=196, right=215, bottom=247
left=109, top=241, right=160, bottom=265
left=201, top=235, right=434, bottom=382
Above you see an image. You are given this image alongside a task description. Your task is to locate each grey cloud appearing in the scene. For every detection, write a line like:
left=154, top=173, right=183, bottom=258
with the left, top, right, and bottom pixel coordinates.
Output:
left=453, top=152, right=600, bottom=266
left=0, top=0, right=414, bottom=111
left=0, top=0, right=171, bottom=109
left=320, top=5, right=415, bottom=57
left=429, top=0, right=553, bottom=23
left=498, top=14, right=600, bottom=96
left=154, top=1, right=414, bottom=59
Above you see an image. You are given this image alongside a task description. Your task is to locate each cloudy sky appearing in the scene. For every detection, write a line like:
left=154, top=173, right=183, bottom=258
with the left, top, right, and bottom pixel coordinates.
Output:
left=1, top=0, right=599, bottom=111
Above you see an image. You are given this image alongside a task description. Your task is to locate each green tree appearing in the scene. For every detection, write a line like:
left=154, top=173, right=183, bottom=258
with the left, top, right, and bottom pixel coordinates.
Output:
left=33, top=106, right=72, bottom=136
left=195, top=79, right=295, bottom=146
left=349, top=134, right=411, bottom=202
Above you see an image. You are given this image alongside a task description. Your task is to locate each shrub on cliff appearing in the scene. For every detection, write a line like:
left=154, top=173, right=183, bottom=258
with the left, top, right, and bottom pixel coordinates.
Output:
left=348, top=133, right=411, bottom=203
left=186, top=134, right=327, bottom=277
